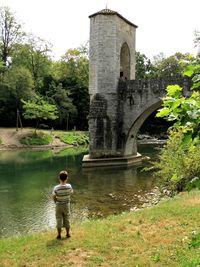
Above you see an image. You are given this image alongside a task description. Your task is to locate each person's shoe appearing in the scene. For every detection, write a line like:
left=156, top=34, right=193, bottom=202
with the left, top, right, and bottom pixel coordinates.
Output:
left=56, top=235, right=61, bottom=240
left=66, top=234, right=71, bottom=238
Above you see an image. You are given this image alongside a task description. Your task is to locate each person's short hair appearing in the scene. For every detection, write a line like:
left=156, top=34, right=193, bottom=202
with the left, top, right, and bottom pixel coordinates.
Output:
left=59, top=170, right=68, bottom=181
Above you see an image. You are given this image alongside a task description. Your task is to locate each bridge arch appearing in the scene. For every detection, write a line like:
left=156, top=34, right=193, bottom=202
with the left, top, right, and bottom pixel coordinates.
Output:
left=124, top=100, right=162, bottom=156
left=120, top=42, right=131, bottom=80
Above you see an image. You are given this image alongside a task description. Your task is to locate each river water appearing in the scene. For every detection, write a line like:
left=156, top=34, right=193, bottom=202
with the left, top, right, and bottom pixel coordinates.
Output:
left=0, top=145, right=161, bottom=238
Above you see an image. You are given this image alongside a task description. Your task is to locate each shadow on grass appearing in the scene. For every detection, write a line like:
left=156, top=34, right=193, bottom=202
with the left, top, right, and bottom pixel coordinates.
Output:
left=46, top=238, right=66, bottom=248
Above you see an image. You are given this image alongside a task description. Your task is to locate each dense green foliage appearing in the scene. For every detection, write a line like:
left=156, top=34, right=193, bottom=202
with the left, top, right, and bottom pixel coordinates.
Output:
left=157, top=59, right=200, bottom=142
left=151, top=52, right=195, bottom=78
left=151, top=129, right=200, bottom=191
left=135, top=52, right=195, bottom=79
left=0, top=6, right=89, bottom=130
left=151, top=57, right=200, bottom=191
left=20, top=131, right=53, bottom=145
left=22, top=96, right=58, bottom=130
left=53, top=46, right=89, bottom=129
left=0, top=66, right=35, bottom=125
left=135, top=52, right=154, bottom=79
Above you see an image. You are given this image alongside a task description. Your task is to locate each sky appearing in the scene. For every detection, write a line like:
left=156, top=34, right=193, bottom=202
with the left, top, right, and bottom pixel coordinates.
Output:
left=1, top=0, right=199, bottom=60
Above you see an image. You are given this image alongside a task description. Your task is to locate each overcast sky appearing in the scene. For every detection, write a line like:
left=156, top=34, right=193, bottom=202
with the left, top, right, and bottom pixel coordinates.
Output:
left=1, top=0, right=199, bottom=60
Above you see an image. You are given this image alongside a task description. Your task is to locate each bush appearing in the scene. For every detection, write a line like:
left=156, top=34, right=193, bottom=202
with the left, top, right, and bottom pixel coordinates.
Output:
left=59, top=132, right=89, bottom=146
left=20, top=132, right=53, bottom=145
left=152, top=128, right=200, bottom=192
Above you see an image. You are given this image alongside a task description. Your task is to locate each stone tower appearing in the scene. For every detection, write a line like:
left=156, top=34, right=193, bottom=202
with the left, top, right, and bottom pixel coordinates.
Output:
left=88, top=9, right=137, bottom=158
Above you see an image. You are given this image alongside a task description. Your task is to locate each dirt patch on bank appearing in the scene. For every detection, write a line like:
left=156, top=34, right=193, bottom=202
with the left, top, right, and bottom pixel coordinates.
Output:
left=0, top=127, right=69, bottom=150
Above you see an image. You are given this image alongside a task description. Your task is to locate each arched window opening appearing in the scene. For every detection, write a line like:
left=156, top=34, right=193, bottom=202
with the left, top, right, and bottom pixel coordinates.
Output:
left=120, top=43, right=130, bottom=80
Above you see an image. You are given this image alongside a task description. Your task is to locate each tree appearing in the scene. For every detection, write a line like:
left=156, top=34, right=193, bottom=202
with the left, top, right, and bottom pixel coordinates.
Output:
left=135, top=51, right=154, bottom=79
left=151, top=52, right=194, bottom=78
left=22, top=96, right=58, bottom=131
left=0, top=58, right=4, bottom=73
left=46, top=82, right=77, bottom=129
left=57, top=44, right=89, bottom=87
left=11, top=35, right=52, bottom=91
left=135, top=52, right=195, bottom=79
left=0, top=66, right=35, bottom=126
left=52, top=44, right=89, bottom=130
left=3, top=66, right=34, bottom=102
left=0, top=6, right=24, bottom=66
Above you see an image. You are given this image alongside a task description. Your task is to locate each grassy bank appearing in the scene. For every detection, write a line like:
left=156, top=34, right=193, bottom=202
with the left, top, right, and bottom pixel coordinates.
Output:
left=1, top=191, right=200, bottom=266
left=20, top=130, right=89, bottom=146
left=0, top=128, right=89, bottom=148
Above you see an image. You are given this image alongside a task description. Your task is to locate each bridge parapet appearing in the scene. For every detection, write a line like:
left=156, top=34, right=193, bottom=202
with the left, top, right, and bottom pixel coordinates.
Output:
left=118, top=76, right=192, bottom=103
left=116, top=76, right=192, bottom=156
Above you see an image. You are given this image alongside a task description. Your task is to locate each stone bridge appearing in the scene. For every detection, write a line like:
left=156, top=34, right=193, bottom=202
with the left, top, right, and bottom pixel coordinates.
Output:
left=87, top=76, right=191, bottom=159
left=82, top=8, right=192, bottom=167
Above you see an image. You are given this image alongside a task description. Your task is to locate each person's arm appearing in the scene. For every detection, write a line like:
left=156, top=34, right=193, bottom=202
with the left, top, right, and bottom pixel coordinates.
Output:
left=52, top=194, right=57, bottom=202
left=52, top=189, right=57, bottom=202
left=68, top=184, right=73, bottom=194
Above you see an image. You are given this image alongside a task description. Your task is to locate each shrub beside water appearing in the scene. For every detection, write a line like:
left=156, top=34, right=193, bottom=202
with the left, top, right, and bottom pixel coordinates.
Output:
left=151, top=129, right=200, bottom=192
left=20, top=131, right=53, bottom=145
left=18, top=130, right=89, bottom=146
left=59, top=132, right=89, bottom=145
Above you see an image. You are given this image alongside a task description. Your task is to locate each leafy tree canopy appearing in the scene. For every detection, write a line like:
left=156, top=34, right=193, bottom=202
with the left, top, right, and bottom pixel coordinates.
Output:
left=52, top=44, right=89, bottom=129
left=22, top=96, right=58, bottom=130
left=135, top=51, right=155, bottom=79
left=46, top=82, right=77, bottom=129
left=11, top=35, right=53, bottom=91
left=0, top=65, right=35, bottom=125
left=54, top=43, right=89, bottom=87
left=0, top=6, right=25, bottom=66
left=151, top=52, right=195, bottom=78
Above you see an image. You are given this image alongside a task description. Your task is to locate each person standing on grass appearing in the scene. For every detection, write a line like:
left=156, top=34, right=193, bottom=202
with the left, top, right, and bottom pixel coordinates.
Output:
left=52, top=170, right=73, bottom=239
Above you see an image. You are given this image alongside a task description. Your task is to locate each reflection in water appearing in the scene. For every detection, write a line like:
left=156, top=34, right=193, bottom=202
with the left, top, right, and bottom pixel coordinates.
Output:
left=0, top=145, right=160, bottom=237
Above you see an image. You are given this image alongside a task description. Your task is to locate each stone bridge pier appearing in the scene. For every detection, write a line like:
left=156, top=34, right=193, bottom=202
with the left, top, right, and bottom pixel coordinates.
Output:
left=82, top=8, right=191, bottom=167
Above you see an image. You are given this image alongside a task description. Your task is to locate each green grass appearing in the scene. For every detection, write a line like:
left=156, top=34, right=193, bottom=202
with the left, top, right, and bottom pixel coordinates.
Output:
left=0, top=128, right=89, bottom=148
left=0, top=137, right=2, bottom=145
left=53, top=146, right=88, bottom=157
left=1, top=190, right=200, bottom=266
left=59, top=132, right=89, bottom=145
left=20, top=131, right=53, bottom=145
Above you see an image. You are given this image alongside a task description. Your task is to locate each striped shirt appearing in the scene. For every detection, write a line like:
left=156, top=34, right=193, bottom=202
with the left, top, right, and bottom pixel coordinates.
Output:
left=53, top=183, right=73, bottom=204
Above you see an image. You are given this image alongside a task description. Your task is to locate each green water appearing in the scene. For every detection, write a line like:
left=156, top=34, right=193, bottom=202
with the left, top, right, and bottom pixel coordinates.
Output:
left=0, top=145, right=160, bottom=238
